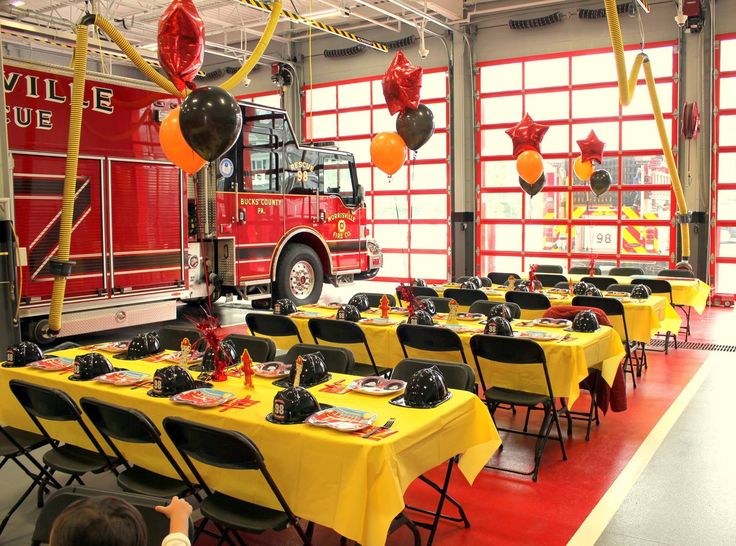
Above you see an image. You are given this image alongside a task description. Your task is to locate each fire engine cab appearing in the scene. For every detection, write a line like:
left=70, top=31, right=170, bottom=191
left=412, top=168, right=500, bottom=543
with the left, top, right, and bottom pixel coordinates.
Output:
left=4, top=59, right=382, bottom=342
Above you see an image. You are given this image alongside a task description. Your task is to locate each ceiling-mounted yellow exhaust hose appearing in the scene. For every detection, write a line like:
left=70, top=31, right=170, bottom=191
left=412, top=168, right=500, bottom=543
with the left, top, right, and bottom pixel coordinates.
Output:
left=604, top=0, right=690, bottom=260
left=47, top=5, right=282, bottom=336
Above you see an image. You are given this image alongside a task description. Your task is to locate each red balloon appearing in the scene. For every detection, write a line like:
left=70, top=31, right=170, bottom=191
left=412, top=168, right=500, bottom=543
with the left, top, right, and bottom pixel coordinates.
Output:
left=158, top=0, right=205, bottom=92
left=576, top=130, right=606, bottom=164
left=382, top=51, right=422, bottom=116
left=505, top=113, right=549, bottom=159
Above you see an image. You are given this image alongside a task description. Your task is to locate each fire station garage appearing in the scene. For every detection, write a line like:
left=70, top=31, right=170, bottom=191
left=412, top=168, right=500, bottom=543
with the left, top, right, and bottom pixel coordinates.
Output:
left=1, top=0, right=735, bottom=545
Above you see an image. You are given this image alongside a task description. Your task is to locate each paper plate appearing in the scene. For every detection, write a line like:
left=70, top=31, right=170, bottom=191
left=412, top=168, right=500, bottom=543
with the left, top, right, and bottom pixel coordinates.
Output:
left=348, top=377, right=406, bottom=396
left=68, top=367, right=126, bottom=381
left=317, top=302, right=342, bottom=310
left=161, top=350, right=204, bottom=364
left=359, top=318, right=397, bottom=326
left=290, top=311, right=321, bottom=318
left=170, top=388, right=235, bottom=408
left=305, top=407, right=377, bottom=432
left=252, top=361, right=292, bottom=378
left=82, top=341, right=129, bottom=354
left=94, top=370, right=151, bottom=386
left=532, top=318, right=572, bottom=329
left=456, top=313, right=485, bottom=322
left=27, top=357, right=74, bottom=371
left=514, top=330, right=562, bottom=341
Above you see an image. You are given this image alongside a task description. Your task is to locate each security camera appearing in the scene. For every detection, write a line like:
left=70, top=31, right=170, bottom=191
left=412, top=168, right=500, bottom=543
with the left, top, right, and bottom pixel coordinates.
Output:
left=418, top=46, right=429, bottom=59
left=674, top=13, right=688, bottom=27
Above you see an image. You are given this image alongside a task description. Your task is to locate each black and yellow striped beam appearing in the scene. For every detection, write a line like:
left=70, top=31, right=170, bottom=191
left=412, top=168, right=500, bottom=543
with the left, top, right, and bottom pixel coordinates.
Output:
left=237, top=0, right=389, bottom=53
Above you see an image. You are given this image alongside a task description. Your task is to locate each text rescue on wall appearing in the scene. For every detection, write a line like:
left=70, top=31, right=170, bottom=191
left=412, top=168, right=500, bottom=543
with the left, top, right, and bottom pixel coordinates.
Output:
left=4, top=72, right=114, bottom=129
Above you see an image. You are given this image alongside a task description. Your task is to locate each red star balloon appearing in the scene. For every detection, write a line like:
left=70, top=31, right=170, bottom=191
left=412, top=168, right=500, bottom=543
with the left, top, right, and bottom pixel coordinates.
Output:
left=505, top=113, right=550, bottom=159
left=382, top=51, right=423, bottom=116
left=576, top=130, right=606, bottom=164
left=158, top=0, right=205, bottom=92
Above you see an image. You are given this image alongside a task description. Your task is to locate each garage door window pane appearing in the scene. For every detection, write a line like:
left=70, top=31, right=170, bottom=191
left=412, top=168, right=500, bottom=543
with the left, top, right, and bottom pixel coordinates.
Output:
left=571, top=224, right=618, bottom=254
left=481, top=193, right=522, bottom=219
left=421, top=72, right=447, bottom=100
left=338, top=110, right=371, bottom=137
left=420, top=133, right=447, bottom=160
left=720, top=77, right=736, bottom=110
left=411, top=224, right=449, bottom=250
left=373, top=195, right=408, bottom=219
left=411, top=163, right=448, bottom=190
left=525, top=225, right=568, bottom=253
left=571, top=190, right=619, bottom=218
left=622, top=120, right=672, bottom=150
left=480, top=224, right=522, bottom=252
left=622, top=155, right=670, bottom=185
left=373, top=224, right=408, bottom=248
left=721, top=39, right=736, bottom=72
left=620, top=225, right=669, bottom=255
left=380, top=252, right=409, bottom=278
left=619, top=260, right=668, bottom=276
left=718, top=153, right=736, bottom=184
left=717, top=229, right=736, bottom=257
left=541, top=124, right=569, bottom=154
left=717, top=190, right=736, bottom=220
left=481, top=96, right=523, bottom=125
left=526, top=92, right=569, bottom=121
left=426, top=102, right=447, bottom=129
left=480, top=63, right=522, bottom=93
left=338, top=81, right=371, bottom=108
left=307, top=86, right=336, bottom=112
left=621, top=189, right=672, bottom=220
left=481, top=160, right=518, bottom=188
left=411, top=253, right=447, bottom=279
left=411, top=194, right=447, bottom=219
left=572, top=52, right=615, bottom=84
left=525, top=58, right=568, bottom=89
left=629, top=83, right=673, bottom=115
left=306, top=114, right=337, bottom=140
left=572, top=122, right=619, bottom=152
left=373, top=166, right=407, bottom=191
left=482, top=255, right=522, bottom=276
left=528, top=191, right=568, bottom=220
left=572, top=87, right=620, bottom=118
left=480, top=128, right=512, bottom=157
left=719, top=116, right=736, bottom=147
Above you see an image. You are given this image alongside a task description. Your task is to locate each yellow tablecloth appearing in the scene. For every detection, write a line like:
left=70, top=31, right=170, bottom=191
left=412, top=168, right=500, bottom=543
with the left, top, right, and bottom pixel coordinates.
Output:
left=433, top=286, right=675, bottom=343
left=292, top=308, right=625, bottom=407
left=0, top=350, right=500, bottom=546
left=566, top=274, right=711, bottom=313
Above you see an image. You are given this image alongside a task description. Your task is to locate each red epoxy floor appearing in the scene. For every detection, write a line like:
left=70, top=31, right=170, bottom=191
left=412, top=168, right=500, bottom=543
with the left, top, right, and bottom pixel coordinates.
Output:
left=202, top=306, right=731, bottom=546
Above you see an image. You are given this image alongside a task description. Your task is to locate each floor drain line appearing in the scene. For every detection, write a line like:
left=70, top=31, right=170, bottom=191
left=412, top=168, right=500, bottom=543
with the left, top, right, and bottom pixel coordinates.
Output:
left=648, top=339, right=736, bottom=352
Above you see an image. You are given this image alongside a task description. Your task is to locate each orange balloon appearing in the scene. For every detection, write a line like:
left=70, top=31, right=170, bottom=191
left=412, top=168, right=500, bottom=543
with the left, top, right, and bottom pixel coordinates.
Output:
left=516, top=150, right=544, bottom=184
left=370, top=132, right=406, bottom=176
left=159, top=107, right=207, bottom=175
left=574, top=155, right=594, bottom=181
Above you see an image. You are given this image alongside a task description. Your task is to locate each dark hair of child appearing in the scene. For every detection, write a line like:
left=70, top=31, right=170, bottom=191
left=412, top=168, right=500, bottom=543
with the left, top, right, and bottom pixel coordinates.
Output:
left=50, top=496, right=147, bottom=546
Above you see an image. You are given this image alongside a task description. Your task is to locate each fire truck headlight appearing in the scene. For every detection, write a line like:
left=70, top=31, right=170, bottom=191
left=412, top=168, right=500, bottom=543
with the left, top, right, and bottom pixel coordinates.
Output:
left=366, top=240, right=381, bottom=255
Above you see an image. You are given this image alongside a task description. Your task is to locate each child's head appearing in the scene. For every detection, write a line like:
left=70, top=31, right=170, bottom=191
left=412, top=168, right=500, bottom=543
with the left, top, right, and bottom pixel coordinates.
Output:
left=50, top=496, right=147, bottom=546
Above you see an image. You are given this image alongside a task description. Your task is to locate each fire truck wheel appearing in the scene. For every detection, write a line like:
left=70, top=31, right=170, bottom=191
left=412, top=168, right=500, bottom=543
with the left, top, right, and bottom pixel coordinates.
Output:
left=27, top=319, right=57, bottom=345
left=276, top=244, right=323, bottom=306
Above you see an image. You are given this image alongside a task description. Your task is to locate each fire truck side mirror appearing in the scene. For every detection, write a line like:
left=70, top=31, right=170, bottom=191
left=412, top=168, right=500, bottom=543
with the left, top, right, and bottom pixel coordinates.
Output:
left=356, top=184, right=365, bottom=206
left=238, top=208, right=246, bottom=223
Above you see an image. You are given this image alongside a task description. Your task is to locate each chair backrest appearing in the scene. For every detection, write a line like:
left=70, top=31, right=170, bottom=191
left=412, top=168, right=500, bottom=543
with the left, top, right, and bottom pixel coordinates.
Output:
left=469, top=335, right=554, bottom=395
left=534, top=273, right=568, bottom=287
left=455, top=276, right=470, bottom=283
left=488, top=272, right=521, bottom=285
left=504, top=291, right=551, bottom=310
left=634, top=278, right=673, bottom=302
left=554, top=281, right=571, bottom=289
left=571, top=295, right=624, bottom=317
left=418, top=296, right=452, bottom=313
left=443, top=288, right=488, bottom=306
left=281, top=344, right=354, bottom=374
left=608, top=266, right=644, bottom=276
left=569, top=266, right=601, bottom=275
left=468, top=300, right=521, bottom=319
left=532, top=264, right=563, bottom=273
left=80, top=398, right=160, bottom=445
left=391, top=358, right=476, bottom=392
left=606, top=283, right=636, bottom=294
left=158, top=325, right=202, bottom=351
left=308, top=318, right=375, bottom=367
left=658, top=268, right=695, bottom=278
left=408, top=286, right=439, bottom=298
left=396, top=324, right=467, bottom=363
left=162, top=417, right=305, bottom=540
left=223, top=334, right=276, bottom=362
left=31, top=486, right=191, bottom=546
left=245, top=313, right=302, bottom=342
left=9, top=380, right=111, bottom=463
left=362, top=292, right=397, bottom=307
left=478, top=277, right=493, bottom=287
left=581, top=276, right=619, bottom=290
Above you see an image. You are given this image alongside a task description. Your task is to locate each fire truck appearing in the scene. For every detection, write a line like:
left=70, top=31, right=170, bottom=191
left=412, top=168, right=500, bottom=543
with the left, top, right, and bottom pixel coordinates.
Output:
left=3, top=58, right=382, bottom=342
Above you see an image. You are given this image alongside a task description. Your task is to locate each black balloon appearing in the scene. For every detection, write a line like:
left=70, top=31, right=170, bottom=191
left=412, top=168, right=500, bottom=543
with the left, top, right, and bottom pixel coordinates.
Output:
left=179, top=86, right=243, bottom=162
left=518, top=173, right=546, bottom=197
left=396, top=104, right=435, bottom=151
left=590, top=169, right=612, bottom=196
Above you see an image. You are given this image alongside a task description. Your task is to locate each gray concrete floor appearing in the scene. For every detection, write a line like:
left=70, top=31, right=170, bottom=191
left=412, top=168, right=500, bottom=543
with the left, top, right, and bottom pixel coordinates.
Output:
left=597, top=352, right=736, bottom=546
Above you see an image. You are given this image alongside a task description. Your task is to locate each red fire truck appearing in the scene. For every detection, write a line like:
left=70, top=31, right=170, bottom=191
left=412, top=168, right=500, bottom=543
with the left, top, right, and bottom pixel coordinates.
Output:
left=4, top=58, right=382, bottom=342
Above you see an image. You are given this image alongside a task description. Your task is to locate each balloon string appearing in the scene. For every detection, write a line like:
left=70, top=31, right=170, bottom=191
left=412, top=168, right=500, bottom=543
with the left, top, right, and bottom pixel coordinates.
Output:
left=308, top=0, right=313, bottom=141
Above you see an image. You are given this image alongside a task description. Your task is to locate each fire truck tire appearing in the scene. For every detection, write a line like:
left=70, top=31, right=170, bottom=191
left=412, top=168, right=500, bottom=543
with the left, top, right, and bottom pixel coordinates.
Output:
left=275, top=244, right=323, bottom=306
left=28, top=319, right=58, bottom=345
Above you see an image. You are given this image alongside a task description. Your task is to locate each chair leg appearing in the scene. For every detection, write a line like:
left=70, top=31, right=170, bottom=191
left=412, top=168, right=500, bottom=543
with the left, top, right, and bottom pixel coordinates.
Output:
left=523, top=407, right=531, bottom=432
left=424, top=458, right=457, bottom=546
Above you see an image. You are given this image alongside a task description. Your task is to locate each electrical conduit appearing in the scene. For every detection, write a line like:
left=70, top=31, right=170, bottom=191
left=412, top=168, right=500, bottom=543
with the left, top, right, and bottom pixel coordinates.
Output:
left=604, top=0, right=690, bottom=259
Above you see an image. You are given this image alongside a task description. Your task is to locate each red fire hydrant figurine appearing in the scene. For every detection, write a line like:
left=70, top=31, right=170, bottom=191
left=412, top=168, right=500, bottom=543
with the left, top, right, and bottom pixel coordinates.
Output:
left=241, top=349, right=254, bottom=389
left=379, top=294, right=390, bottom=319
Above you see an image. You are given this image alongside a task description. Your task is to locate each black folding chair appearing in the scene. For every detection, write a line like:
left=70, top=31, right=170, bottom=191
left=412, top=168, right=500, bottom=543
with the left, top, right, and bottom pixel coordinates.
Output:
left=224, top=334, right=276, bottom=362
left=657, top=270, right=695, bottom=341
left=31, top=486, right=193, bottom=546
left=634, top=278, right=678, bottom=353
left=80, top=398, right=197, bottom=499
left=488, top=272, right=520, bottom=285
left=245, top=313, right=303, bottom=346
left=531, top=264, right=563, bottom=273
left=469, top=335, right=567, bottom=481
left=569, top=266, right=601, bottom=275
left=308, top=318, right=388, bottom=376
left=163, top=416, right=312, bottom=546
left=504, top=291, right=552, bottom=314
left=391, top=358, right=475, bottom=544
left=608, top=266, right=644, bottom=276
left=455, top=276, right=471, bottom=284
left=8, top=380, right=119, bottom=495
left=418, top=296, right=453, bottom=313
left=0, top=426, right=54, bottom=537
left=534, top=273, right=568, bottom=288
left=553, top=281, right=571, bottom=289
left=361, top=292, right=397, bottom=307
left=158, top=325, right=201, bottom=351
left=581, top=276, right=619, bottom=291
left=276, top=343, right=354, bottom=374
left=396, top=286, right=438, bottom=305
left=443, top=288, right=487, bottom=307
left=468, top=301, right=521, bottom=319
left=478, top=277, right=493, bottom=287
left=396, top=324, right=468, bottom=363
